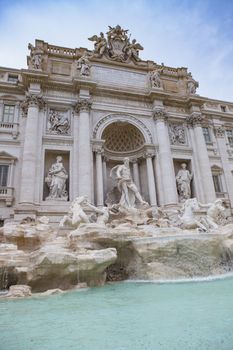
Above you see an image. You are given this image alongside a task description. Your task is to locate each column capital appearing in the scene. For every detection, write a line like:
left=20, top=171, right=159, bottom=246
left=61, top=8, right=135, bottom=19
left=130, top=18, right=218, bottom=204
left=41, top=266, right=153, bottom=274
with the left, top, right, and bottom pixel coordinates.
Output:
left=143, top=151, right=155, bottom=159
left=92, top=139, right=105, bottom=154
left=153, top=107, right=168, bottom=122
left=131, top=158, right=138, bottom=164
left=20, top=93, right=45, bottom=117
left=75, top=98, right=92, bottom=114
left=214, top=125, right=225, bottom=138
left=186, top=112, right=204, bottom=127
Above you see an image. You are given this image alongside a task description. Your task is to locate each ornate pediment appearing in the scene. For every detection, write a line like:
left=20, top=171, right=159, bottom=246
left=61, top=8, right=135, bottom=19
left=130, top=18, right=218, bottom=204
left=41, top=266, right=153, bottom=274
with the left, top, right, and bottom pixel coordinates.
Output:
left=88, top=25, right=143, bottom=64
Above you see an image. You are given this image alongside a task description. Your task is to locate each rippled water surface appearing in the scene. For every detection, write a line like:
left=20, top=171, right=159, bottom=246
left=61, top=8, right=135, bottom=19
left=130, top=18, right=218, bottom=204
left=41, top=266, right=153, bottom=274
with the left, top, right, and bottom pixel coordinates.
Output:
left=1, top=278, right=233, bottom=350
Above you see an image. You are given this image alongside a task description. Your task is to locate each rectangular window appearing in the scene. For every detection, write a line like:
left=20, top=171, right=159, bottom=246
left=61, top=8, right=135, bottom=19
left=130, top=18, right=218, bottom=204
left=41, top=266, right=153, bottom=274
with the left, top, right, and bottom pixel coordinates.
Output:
left=1, top=105, right=15, bottom=123
left=0, top=165, right=9, bottom=187
left=8, top=75, right=18, bottom=83
left=202, top=127, right=211, bottom=143
left=212, top=174, right=223, bottom=193
left=221, top=105, right=226, bottom=112
left=226, top=130, right=233, bottom=146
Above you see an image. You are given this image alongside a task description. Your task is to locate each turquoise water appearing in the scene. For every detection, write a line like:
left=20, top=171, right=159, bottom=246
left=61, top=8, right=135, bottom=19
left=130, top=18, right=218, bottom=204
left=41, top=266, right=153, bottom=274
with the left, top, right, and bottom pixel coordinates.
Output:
left=1, top=278, right=233, bottom=350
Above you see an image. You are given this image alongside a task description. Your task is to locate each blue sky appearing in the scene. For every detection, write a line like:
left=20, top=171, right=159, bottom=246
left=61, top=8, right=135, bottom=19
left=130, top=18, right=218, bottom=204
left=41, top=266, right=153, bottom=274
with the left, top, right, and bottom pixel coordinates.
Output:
left=0, top=0, right=233, bottom=102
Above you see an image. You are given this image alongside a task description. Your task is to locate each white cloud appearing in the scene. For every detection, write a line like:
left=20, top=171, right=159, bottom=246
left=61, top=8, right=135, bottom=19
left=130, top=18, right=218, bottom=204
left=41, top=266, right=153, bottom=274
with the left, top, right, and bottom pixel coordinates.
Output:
left=0, top=0, right=232, bottom=101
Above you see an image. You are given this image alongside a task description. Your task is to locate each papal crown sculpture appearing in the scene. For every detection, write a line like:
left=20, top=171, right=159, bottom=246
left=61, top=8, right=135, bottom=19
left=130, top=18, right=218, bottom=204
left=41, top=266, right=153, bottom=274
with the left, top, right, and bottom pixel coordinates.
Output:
left=88, top=25, right=143, bottom=63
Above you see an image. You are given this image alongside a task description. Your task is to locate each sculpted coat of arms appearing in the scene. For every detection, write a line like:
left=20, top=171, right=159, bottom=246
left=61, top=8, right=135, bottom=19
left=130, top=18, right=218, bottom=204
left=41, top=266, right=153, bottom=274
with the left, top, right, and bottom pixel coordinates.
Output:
left=88, top=25, right=143, bottom=63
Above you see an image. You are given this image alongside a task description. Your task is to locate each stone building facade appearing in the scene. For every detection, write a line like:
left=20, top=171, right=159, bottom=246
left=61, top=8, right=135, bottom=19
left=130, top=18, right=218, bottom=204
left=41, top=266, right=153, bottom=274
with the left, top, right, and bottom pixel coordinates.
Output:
left=1, top=25, right=233, bottom=223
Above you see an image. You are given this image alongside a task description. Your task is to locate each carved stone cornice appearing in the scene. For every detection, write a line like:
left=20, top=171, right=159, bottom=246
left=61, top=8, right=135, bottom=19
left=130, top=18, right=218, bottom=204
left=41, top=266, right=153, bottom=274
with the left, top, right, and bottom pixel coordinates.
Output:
left=75, top=98, right=92, bottom=114
left=214, top=125, right=225, bottom=138
left=20, top=93, right=45, bottom=117
left=186, top=112, right=204, bottom=127
left=153, top=107, right=168, bottom=122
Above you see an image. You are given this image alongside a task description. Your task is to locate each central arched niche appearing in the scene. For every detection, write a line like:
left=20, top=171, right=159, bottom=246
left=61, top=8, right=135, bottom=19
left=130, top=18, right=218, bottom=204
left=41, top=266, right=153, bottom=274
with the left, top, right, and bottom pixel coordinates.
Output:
left=102, top=121, right=145, bottom=153
left=100, top=121, right=149, bottom=204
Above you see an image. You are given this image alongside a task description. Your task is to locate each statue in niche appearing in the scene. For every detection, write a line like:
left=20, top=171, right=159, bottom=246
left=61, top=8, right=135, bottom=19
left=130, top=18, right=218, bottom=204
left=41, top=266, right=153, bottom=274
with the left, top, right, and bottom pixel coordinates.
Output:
left=45, top=156, right=68, bottom=200
left=47, top=110, right=70, bottom=135
left=169, top=124, right=186, bottom=145
left=77, top=52, right=91, bottom=76
left=187, top=73, right=199, bottom=94
left=176, top=163, right=193, bottom=202
left=110, top=157, right=147, bottom=209
left=28, top=43, right=43, bottom=70
left=150, top=68, right=163, bottom=88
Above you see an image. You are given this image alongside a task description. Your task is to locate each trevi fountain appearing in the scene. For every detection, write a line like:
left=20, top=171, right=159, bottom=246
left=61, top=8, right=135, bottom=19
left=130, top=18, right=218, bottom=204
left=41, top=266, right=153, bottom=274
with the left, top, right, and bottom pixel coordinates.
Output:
left=1, top=157, right=233, bottom=349
left=1, top=23, right=233, bottom=350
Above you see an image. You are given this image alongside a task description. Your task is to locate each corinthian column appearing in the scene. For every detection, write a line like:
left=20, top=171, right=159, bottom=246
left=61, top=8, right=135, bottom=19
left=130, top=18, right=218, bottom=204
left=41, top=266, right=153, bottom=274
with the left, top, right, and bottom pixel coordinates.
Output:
left=154, top=107, right=177, bottom=205
left=214, top=125, right=233, bottom=206
left=19, top=94, right=45, bottom=205
left=93, top=142, right=104, bottom=206
left=144, top=151, right=157, bottom=206
left=75, top=98, right=92, bottom=200
left=132, top=159, right=141, bottom=193
left=186, top=112, right=215, bottom=202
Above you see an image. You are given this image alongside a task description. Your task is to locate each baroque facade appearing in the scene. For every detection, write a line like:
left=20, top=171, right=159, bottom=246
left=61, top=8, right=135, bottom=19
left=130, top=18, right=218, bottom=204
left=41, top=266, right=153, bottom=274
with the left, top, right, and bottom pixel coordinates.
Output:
left=1, top=25, right=233, bottom=223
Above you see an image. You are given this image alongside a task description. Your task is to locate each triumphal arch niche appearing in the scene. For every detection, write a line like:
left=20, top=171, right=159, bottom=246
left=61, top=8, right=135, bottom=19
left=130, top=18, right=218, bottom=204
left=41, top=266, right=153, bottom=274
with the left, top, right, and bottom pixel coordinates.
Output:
left=92, top=113, right=157, bottom=207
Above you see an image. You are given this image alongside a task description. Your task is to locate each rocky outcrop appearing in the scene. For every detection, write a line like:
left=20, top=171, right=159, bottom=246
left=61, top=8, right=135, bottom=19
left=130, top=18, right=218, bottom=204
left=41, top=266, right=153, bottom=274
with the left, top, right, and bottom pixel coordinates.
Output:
left=6, top=284, right=32, bottom=298
left=0, top=222, right=117, bottom=292
left=69, top=224, right=233, bottom=281
left=1, top=220, right=233, bottom=293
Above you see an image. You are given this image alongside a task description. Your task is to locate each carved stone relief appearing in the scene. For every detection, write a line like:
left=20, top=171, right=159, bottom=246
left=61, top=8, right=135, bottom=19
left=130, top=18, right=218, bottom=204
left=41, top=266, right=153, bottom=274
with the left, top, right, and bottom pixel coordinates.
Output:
left=169, top=124, right=186, bottom=145
left=149, top=68, right=163, bottom=88
left=47, top=109, right=71, bottom=135
left=77, top=52, right=91, bottom=76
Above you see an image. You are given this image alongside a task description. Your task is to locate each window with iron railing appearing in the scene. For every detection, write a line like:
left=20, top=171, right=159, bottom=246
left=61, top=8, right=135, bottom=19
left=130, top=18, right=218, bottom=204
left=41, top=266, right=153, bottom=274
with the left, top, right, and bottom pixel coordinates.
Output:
left=0, top=164, right=9, bottom=187
left=1, top=105, right=15, bottom=123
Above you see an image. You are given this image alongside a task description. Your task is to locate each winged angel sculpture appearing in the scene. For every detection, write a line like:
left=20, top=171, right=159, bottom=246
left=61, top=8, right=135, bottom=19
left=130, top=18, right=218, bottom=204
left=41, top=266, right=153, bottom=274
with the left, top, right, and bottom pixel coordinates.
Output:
left=88, top=25, right=143, bottom=63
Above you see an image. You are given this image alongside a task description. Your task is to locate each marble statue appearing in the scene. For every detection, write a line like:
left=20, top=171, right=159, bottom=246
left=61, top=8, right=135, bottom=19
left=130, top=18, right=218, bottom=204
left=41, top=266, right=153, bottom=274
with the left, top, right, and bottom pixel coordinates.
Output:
left=45, top=156, right=68, bottom=200
left=88, top=25, right=144, bottom=63
left=59, top=196, right=90, bottom=228
left=110, top=157, right=147, bottom=209
left=124, top=38, right=143, bottom=62
left=176, top=163, right=193, bottom=202
left=187, top=73, right=199, bottom=94
left=77, top=53, right=91, bottom=76
left=199, top=199, right=227, bottom=229
left=47, top=110, right=70, bottom=135
left=88, top=32, right=107, bottom=57
left=28, top=43, right=43, bottom=70
left=150, top=69, right=162, bottom=88
left=59, top=196, right=109, bottom=228
left=179, top=198, right=207, bottom=231
left=84, top=203, right=109, bottom=225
